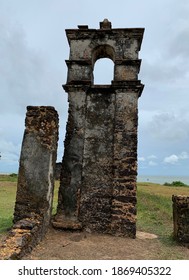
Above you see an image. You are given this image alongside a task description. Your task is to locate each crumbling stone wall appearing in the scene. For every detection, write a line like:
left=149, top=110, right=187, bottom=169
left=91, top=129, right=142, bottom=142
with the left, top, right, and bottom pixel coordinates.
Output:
left=14, top=106, right=59, bottom=228
left=0, top=106, right=59, bottom=259
left=172, top=195, right=189, bottom=245
left=53, top=20, right=144, bottom=238
left=79, top=88, right=115, bottom=233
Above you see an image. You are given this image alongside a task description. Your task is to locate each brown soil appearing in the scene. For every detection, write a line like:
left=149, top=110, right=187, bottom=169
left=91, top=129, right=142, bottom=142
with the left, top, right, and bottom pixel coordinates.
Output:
left=23, top=227, right=189, bottom=260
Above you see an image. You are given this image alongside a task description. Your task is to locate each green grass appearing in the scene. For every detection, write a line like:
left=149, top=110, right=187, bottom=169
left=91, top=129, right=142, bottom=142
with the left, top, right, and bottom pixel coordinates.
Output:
left=0, top=174, right=18, bottom=182
left=0, top=180, right=17, bottom=233
left=52, top=181, right=59, bottom=215
left=0, top=176, right=60, bottom=234
left=0, top=176, right=189, bottom=258
left=137, top=188, right=172, bottom=239
left=137, top=182, right=189, bottom=250
left=1, top=177, right=188, bottom=237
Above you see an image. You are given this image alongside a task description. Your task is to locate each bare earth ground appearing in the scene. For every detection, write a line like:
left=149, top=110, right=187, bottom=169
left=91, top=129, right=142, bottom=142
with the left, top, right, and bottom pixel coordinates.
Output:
left=20, top=227, right=189, bottom=260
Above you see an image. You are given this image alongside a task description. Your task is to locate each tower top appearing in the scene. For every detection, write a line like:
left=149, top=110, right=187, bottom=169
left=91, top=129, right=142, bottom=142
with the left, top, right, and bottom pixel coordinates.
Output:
left=100, top=19, right=112, bottom=29
left=64, top=20, right=144, bottom=97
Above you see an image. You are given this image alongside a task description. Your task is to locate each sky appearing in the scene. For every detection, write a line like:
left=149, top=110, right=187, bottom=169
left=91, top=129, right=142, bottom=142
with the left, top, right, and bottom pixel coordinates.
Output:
left=0, top=0, right=189, bottom=176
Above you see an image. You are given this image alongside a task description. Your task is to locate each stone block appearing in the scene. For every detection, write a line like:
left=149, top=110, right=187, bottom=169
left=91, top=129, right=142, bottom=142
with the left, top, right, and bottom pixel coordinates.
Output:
left=0, top=106, right=59, bottom=259
left=172, top=195, right=189, bottom=245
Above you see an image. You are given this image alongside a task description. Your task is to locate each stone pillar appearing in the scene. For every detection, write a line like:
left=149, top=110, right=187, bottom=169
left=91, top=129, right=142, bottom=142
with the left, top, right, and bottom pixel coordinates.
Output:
left=79, top=87, right=115, bottom=233
left=14, top=106, right=59, bottom=234
left=53, top=87, right=86, bottom=229
left=111, top=86, right=139, bottom=237
left=172, top=195, right=189, bottom=245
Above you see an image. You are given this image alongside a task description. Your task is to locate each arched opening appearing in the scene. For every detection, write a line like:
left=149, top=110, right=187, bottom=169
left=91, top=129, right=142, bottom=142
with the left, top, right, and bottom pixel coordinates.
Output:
left=91, top=44, right=115, bottom=84
left=93, top=58, right=114, bottom=85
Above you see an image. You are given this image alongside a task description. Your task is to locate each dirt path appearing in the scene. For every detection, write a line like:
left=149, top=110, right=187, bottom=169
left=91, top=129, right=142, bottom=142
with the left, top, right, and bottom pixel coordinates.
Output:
left=24, top=227, right=189, bottom=260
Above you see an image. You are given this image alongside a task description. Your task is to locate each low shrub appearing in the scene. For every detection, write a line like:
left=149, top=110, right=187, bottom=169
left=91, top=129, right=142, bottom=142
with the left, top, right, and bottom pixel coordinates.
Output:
left=164, top=181, right=188, bottom=187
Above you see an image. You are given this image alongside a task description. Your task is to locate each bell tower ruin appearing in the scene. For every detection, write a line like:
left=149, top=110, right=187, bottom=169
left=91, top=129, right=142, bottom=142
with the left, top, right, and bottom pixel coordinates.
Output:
left=53, top=19, right=144, bottom=237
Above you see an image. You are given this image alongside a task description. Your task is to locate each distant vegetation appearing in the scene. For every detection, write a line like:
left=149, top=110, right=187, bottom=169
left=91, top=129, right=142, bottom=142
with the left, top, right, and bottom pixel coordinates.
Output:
left=0, top=174, right=18, bottom=183
left=163, top=181, right=188, bottom=187
left=9, top=173, right=18, bottom=177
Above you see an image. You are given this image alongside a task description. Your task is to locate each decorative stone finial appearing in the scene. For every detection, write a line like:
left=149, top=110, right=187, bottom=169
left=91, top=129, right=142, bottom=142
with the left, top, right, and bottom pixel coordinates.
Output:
left=100, top=18, right=112, bottom=29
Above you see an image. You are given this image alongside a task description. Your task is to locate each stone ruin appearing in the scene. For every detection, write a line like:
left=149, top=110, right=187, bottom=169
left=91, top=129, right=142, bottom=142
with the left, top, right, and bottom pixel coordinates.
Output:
left=172, top=195, right=189, bottom=246
left=1, top=20, right=189, bottom=260
left=0, top=19, right=146, bottom=259
left=53, top=19, right=144, bottom=237
left=0, top=106, right=59, bottom=259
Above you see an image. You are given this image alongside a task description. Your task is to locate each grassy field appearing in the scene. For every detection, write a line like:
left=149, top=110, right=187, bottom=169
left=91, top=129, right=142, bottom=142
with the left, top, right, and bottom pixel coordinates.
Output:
left=0, top=175, right=17, bottom=233
left=137, top=182, right=189, bottom=244
left=0, top=175, right=59, bottom=234
left=0, top=175, right=189, bottom=256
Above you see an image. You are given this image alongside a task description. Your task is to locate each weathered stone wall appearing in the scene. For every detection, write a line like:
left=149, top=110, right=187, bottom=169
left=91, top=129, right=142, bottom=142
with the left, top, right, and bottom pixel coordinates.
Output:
left=54, top=88, right=86, bottom=230
left=172, top=195, right=189, bottom=245
left=0, top=106, right=59, bottom=259
left=79, top=88, right=115, bottom=233
left=53, top=20, right=144, bottom=237
left=111, top=88, right=138, bottom=237
left=14, top=106, right=59, bottom=229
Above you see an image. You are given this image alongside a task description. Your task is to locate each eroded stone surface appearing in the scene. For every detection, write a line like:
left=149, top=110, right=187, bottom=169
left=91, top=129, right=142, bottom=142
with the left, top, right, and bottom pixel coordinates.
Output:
left=0, top=106, right=59, bottom=259
left=172, top=195, right=189, bottom=245
left=14, top=106, right=59, bottom=229
left=54, top=20, right=144, bottom=238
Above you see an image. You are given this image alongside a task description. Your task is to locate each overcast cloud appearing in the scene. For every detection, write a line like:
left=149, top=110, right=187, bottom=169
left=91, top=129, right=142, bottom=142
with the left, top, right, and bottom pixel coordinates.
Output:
left=0, top=0, right=189, bottom=176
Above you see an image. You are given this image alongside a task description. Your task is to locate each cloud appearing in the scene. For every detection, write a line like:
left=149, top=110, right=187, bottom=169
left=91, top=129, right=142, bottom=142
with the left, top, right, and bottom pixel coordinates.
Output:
left=179, top=151, right=189, bottom=159
left=0, top=139, right=21, bottom=173
left=0, top=7, right=67, bottom=173
left=1, top=0, right=189, bottom=176
left=163, top=155, right=178, bottom=165
left=149, top=112, right=189, bottom=142
left=163, top=152, right=189, bottom=164
left=0, top=8, right=66, bottom=116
